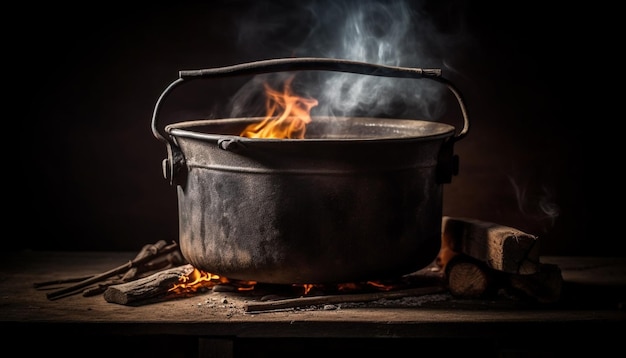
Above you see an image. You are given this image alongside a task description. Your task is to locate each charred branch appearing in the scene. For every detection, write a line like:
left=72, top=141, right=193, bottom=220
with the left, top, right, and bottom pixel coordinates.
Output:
left=121, top=240, right=169, bottom=281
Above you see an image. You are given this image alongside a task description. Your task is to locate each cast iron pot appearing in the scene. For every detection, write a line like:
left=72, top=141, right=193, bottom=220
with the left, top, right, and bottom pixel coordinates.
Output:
left=151, top=58, right=469, bottom=284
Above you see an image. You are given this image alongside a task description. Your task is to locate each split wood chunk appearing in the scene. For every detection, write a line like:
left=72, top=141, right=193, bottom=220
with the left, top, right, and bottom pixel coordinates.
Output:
left=440, top=216, right=540, bottom=275
left=103, top=264, right=195, bottom=305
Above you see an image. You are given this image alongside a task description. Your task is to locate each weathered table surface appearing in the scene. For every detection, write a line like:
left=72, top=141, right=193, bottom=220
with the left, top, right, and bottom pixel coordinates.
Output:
left=1, top=251, right=624, bottom=356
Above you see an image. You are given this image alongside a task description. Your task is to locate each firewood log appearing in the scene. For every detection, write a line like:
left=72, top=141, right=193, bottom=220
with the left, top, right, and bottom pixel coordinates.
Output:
left=438, top=216, right=540, bottom=274
left=444, top=254, right=503, bottom=298
left=444, top=255, right=562, bottom=302
left=103, top=264, right=195, bottom=305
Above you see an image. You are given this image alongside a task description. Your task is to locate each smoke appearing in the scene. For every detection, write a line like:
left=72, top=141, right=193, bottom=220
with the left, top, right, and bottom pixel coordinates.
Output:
left=508, top=175, right=561, bottom=231
left=228, top=0, right=471, bottom=120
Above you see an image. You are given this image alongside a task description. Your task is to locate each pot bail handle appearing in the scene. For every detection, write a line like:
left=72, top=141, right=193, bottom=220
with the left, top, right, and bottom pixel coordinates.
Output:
left=151, top=57, right=470, bottom=146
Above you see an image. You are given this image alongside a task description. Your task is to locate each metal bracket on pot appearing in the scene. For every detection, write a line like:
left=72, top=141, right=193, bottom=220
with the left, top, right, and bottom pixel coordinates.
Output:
left=150, top=57, right=470, bottom=186
left=217, top=137, right=247, bottom=152
left=162, top=142, right=187, bottom=187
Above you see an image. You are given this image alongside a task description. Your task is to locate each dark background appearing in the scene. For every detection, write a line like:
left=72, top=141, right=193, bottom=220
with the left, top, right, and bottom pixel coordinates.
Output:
left=8, top=1, right=615, bottom=256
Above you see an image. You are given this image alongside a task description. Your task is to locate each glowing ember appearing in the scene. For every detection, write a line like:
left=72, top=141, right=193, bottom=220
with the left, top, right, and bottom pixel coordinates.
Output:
left=292, top=280, right=397, bottom=295
left=240, top=75, right=318, bottom=139
left=363, top=281, right=395, bottom=291
left=169, top=268, right=256, bottom=294
left=170, top=268, right=412, bottom=297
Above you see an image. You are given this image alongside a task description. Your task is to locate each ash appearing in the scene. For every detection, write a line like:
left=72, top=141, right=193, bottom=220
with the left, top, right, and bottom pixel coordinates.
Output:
left=338, top=293, right=452, bottom=309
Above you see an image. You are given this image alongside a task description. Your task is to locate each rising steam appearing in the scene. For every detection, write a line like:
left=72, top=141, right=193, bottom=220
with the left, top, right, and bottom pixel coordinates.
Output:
left=228, top=0, right=471, bottom=121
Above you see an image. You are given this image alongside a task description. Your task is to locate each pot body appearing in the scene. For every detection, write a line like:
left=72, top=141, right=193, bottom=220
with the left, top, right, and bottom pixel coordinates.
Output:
left=167, top=117, right=455, bottom=284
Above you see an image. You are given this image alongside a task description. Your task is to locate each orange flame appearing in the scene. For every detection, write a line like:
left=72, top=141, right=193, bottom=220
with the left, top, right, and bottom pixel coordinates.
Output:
left=168, top=268, right=256, bottom=294
left=240, top=76, right=318, bottom=139
left=435, top=224, right=459, bottom=270
left=300, top=284, right=315, bottom=295
left=337, top=281, right=396, bottom=292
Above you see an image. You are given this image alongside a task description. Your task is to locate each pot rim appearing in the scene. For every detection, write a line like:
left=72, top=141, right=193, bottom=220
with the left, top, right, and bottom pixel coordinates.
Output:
left=166, top=116, right=456, bottom=143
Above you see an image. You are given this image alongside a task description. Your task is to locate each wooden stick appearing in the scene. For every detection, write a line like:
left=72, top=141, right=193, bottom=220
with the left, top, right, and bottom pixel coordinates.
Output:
left=46, top=241, right=180, bottom=300
left=244, top=285, right=446, bottom=313
left=82, top=279, right=126, bottom=297
left=33, top=275, right=93, bottom=289
left=103, top=264, right=195, bottom=305
left=142, top=251, right=186, bottom=272
left=121, top=240, right=168, bottom=281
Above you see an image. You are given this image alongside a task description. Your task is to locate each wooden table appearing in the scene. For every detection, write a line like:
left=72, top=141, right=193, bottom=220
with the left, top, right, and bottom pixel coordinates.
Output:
left=1, top=251, right=624, bottom=357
